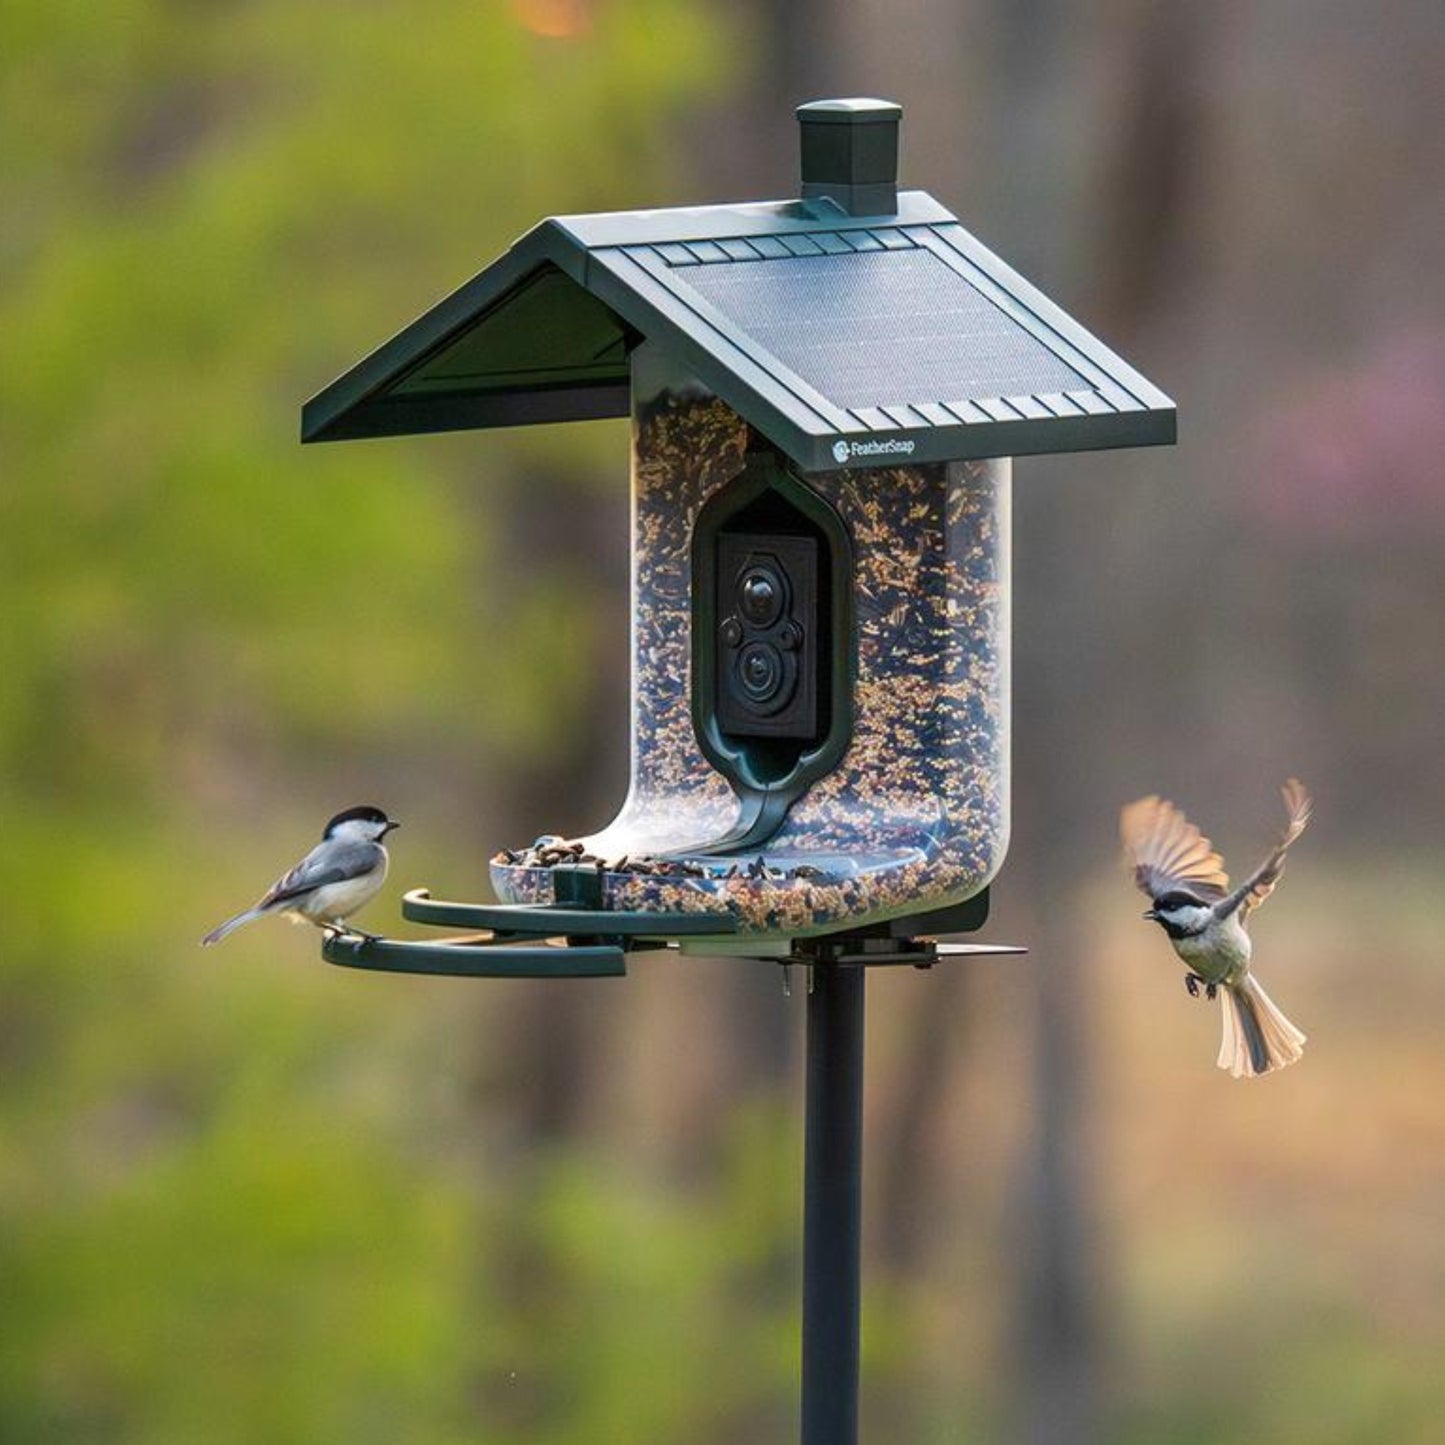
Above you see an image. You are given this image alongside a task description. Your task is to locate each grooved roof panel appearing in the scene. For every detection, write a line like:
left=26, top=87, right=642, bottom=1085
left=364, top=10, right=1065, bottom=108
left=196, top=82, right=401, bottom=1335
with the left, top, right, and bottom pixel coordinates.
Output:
left=303, top=191, right=1176, bottom=470
left=673, top=246, right=1087, bottom=411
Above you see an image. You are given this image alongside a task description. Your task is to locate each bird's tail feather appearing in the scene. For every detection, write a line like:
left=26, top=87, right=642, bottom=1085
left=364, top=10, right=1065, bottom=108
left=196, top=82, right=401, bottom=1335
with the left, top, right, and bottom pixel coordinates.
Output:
left=1219, top=974, right=1306, bottom=1077
left=200, top=906, right=266, bottom=947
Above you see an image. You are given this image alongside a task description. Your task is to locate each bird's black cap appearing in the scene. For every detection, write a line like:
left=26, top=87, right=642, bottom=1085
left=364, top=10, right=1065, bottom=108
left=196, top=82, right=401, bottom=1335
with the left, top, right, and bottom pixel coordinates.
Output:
left=323, top=804, right=396, bottom=837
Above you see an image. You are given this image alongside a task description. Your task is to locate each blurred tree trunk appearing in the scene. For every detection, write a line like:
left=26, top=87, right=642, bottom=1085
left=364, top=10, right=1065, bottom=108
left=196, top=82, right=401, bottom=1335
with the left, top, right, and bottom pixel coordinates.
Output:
left=1091, top=3, right=1209, bottom=341
left=485, top=463, right=631, bottom=1146
left=871, top=968, right=970, bottom=1278
left=1007, top=6, right=1211, bottom=1444
left=987, top=4, right=1107, bottom=1443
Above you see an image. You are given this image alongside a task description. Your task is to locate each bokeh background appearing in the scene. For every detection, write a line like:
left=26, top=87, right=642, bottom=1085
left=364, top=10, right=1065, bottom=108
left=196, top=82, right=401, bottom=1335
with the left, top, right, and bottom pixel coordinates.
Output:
left=3, top=2, right=1442, bottom=1441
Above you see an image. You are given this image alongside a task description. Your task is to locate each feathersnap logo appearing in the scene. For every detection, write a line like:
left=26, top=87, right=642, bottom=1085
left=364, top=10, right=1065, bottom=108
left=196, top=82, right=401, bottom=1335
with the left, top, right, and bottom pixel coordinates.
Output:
left=831, top=436, right=916, bottom=465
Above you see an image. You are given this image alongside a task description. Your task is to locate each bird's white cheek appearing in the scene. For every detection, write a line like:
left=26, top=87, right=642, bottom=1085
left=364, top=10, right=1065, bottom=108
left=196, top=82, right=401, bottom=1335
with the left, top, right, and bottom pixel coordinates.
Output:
left=1171, top=907, right=1213, bottom=933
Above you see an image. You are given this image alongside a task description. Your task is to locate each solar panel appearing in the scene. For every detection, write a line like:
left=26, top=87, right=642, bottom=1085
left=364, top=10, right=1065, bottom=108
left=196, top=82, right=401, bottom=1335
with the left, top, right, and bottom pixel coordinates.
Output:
left=675, top=247, right=1086, bottom=412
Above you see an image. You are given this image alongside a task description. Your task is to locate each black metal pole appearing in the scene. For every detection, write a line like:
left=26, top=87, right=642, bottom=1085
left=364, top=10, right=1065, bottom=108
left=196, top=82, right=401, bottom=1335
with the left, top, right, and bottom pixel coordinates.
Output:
left=801, top=962, right=865, bottom=1445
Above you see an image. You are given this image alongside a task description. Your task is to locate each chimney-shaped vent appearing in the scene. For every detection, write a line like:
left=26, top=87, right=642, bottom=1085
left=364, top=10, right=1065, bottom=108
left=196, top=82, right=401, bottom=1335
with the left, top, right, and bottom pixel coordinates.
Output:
left=797, top=97, right=901, bottom=217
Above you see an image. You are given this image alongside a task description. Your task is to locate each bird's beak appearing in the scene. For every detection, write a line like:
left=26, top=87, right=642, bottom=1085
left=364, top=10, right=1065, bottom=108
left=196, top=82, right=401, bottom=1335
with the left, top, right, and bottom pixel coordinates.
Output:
left=384, top=820, right=401, bottom=835
left=1142, top=908, right=1158, bottom=921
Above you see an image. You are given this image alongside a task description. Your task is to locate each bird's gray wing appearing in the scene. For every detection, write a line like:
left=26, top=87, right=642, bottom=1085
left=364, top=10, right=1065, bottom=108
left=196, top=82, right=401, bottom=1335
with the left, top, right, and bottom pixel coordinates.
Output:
left=1226, top=778, right=1313, bottom=920
left=1119, top=794, right=1230, bottom=900
left=258, top=841, right=381, bottom=909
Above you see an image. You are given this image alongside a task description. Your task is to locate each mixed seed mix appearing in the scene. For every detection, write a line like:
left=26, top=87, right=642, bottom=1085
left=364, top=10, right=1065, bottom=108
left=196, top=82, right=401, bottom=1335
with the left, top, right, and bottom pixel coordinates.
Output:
left=492, top=375, right=1010, bottom=937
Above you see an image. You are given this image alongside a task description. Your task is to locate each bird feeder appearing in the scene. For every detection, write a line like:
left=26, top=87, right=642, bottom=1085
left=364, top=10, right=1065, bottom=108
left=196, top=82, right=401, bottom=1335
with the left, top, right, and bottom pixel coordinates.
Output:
left=300, top=98, right=1174, bottom=1443
left=305, top=98, right=1172, bottom=969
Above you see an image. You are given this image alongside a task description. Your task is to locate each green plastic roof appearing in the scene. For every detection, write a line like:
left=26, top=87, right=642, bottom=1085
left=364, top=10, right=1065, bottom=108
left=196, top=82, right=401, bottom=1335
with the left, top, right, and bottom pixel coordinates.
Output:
left=302, top=191, right=1175, bottom=470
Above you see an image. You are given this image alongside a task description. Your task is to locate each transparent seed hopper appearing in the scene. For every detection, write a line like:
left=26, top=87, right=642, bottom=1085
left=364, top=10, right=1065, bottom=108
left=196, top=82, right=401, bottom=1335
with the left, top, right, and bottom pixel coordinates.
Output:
left=495, top=345, right=1012, bottom=940
left=303, top=98, right=1174, bottom=969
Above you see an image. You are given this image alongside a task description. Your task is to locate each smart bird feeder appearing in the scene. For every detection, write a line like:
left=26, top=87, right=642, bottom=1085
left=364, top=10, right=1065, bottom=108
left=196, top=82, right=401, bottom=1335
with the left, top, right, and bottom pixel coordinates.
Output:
left=301, top=99, right=1174, bottom=1443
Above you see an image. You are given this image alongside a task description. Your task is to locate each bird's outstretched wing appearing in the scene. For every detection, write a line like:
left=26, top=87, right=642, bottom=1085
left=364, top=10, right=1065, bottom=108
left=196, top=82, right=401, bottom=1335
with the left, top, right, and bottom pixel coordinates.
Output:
left=1231, top=778, right=1313, bottom=920
left=1119, top=794, right=1230, bottom=900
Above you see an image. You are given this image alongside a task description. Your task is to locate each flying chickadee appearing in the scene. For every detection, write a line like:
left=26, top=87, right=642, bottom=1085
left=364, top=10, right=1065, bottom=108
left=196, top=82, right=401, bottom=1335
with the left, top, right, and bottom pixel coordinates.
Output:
left=200, top=805, right=398, bottom=947
left=1120, top=780, right=1311, bottom=1078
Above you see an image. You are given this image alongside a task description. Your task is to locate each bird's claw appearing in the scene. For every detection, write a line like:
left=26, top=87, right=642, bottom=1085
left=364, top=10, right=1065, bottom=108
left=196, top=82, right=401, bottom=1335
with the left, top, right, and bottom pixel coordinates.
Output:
left=322, top=923, right=381, bottom=945
left=1205, top=981, right=1218, bottom=1001
left=1184, top=973, right=1201, bottom=998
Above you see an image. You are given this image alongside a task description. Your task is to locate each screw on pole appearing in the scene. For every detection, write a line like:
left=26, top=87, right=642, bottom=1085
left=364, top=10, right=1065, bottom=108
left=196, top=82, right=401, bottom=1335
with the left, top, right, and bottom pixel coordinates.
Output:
left=801, top=962, right=865, bottom=1445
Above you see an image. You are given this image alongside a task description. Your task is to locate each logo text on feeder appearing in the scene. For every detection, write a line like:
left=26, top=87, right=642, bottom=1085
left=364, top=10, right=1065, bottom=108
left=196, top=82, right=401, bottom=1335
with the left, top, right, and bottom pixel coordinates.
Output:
left=832, top=436, right=916, bottom=465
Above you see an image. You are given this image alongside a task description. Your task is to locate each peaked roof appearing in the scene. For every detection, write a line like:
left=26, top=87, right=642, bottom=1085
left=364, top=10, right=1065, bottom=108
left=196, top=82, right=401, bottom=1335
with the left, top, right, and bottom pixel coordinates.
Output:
left=302, top=190, right=1175, bottom=471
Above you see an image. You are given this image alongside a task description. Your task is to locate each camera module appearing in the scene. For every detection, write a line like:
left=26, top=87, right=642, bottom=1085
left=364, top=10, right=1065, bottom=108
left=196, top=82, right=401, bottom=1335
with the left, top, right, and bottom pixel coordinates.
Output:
left=737, top=641, right=786, bottom=709
left=739, top=566, right=784, bottom=628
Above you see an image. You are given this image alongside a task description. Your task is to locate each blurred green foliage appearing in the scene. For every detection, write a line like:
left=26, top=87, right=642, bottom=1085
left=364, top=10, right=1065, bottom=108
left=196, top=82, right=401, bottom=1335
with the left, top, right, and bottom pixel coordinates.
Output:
left=1, top=0, right=726, bottom=806
left=0, top=2, right=773, bottom=1439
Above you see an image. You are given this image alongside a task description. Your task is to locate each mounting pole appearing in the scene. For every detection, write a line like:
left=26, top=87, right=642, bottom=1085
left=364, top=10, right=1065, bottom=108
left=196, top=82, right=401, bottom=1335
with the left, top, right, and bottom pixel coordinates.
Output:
left=801, top=962, right=865, bottom=1445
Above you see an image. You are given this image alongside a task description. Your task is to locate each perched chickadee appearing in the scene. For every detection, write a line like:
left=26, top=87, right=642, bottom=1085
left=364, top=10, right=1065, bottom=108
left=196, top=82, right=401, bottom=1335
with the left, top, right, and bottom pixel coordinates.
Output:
left=1120, top=780, right=1311, bottom=1078
left=200, top=805, right=398, bottom=947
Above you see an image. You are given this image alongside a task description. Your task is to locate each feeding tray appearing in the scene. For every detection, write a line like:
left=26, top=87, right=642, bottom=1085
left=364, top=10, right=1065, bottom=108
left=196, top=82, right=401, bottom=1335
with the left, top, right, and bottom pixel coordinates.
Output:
left=323, top=933, right=629, bottom=978
left=319, top=874, right=1024, bottom=978
left=319, top=875, right=738, bottom=978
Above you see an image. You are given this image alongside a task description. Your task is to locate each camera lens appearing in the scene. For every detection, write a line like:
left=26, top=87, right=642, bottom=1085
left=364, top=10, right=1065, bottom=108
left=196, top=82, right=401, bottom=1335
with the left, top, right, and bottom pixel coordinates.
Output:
left=739, top=567, right=783, bottom=627
left=738, top=641, right=783, bottom=703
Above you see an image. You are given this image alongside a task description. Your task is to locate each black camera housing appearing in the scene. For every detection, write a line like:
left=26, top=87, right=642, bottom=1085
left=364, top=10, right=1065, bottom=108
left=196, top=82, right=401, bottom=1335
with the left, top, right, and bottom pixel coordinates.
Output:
left=715, top=532, right=819, bottom=740
left=690, top=452, right=854, bottom=846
